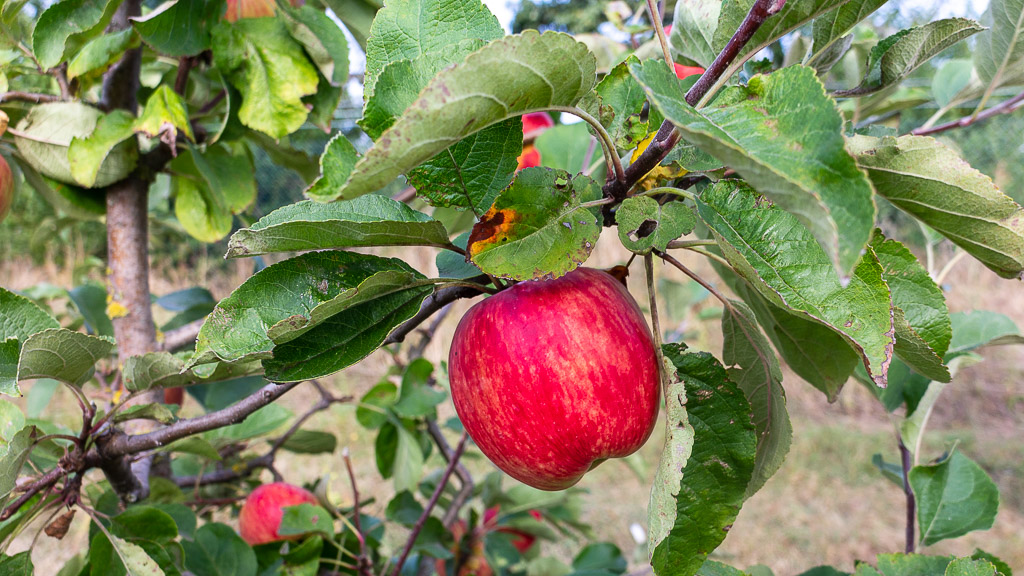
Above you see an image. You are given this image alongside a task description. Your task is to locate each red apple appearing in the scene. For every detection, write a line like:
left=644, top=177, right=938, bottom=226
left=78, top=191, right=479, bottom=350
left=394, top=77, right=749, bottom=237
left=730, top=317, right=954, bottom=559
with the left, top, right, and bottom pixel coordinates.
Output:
left=674, top=63, right=705, bottom=80
left=448, top=268, right=660, bottom=491
left=516, top=144, right=541, bottom=170
left=0, top=155, right=13, bottom=224
left=238, top=482, right=318, bottom=546
left=223, top=0, right=301, bottom=21
left=484, top=507, right=542, bottom=553
left=521, top=112, right=554, bottom=141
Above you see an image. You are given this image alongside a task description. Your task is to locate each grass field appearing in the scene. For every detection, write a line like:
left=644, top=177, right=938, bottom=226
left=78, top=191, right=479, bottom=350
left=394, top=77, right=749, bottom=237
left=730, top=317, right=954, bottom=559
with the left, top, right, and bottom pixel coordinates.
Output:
left=3, top=232, right=1022, bottom=574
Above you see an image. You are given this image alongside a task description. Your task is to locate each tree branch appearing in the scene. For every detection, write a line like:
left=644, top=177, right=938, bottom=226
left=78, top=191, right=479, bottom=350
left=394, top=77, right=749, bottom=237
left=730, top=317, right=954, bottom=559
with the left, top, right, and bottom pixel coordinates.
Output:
left=910, top=90, right=1024, bottom=136
left=391, top=433, right=469, bottom=576
left=383, top=283, right=486, bottom=346
left=899, top=437, right=916, bottom=553
left=0, top=92, right=61, bottom=104
left=158, top=318, right=204, bottom=352
left=600, top=0, right=786, bottom=208
left=427, top=420, right=474, bottom=529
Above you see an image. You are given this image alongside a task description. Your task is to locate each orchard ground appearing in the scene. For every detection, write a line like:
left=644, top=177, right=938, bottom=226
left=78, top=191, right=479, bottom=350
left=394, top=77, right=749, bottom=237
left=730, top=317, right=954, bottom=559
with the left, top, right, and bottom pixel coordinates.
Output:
left=2, top=232, right=1022, bottom=574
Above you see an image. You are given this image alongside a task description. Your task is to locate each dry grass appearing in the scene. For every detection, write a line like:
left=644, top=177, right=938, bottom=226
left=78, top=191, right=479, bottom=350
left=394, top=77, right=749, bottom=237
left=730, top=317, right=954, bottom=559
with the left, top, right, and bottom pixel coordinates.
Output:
left=2, top=236, right=1022, bottom=574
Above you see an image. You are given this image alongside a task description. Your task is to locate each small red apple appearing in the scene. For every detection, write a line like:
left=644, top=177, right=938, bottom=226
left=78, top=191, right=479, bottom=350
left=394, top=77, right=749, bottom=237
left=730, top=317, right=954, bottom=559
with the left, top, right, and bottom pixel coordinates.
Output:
left=449, top=268, right=660, bottom=491
left=516, top=144, right=541, bottom=170
left=163, top=387, right=184, bottom=407
left=522, top=112, right=554, bottom=141
left=238, top=482, right=318, bottom=546
left=674, top=63, right=705, bottom=80
left=0, top=155, right=14, bottom=224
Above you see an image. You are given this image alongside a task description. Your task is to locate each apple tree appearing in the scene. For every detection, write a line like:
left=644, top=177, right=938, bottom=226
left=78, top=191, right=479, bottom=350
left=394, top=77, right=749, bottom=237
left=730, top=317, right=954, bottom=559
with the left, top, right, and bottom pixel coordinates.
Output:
left=0, top=0, right=1022, bottom=574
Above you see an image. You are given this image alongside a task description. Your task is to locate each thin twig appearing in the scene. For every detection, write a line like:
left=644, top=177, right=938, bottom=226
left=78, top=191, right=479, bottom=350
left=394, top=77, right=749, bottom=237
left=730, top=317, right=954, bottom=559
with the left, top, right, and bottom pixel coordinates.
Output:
left=426, top=420, right=474, bottom=529
left=911, top=90, right=1024, bottom=136
left=0, top=467, right=63, bottom=521
left=645, top=255, right=669, bottom=398
left=384, top=284, right=486, bottom=346
left=391, top=433, right=469, bottom=576
left=647, top=0, right=674, bottom=66
left=342, top=448, right=374, bottom=576
left=0, top=92, right=61, bottom=104
left=898, top=437, right=916, bottom=553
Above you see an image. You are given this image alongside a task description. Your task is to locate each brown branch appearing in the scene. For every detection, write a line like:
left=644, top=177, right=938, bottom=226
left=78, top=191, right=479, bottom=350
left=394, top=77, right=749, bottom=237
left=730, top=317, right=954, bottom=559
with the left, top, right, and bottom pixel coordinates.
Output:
left=343, top=448, right=374, bottom=576
left=174, top=56, right=193, bottom=96
left=426, top=420, right=474, bottom=529
left=158, top=318, right=204, bottom=352
left=0, top=92, right=61, bottom=104
left=911, top=90, right=1024, bottom=136
left=600, top=0, right=786, bottom=209
left=899, top=437, right=916, bottom=553
left=391, top=433, right=469, bottom=576
left=0, top=467, right=63, bottom=521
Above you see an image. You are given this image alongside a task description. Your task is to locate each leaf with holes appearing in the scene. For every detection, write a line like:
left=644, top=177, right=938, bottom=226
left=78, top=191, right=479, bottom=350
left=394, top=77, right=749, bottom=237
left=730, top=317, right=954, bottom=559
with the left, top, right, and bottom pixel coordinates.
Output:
left=615, top=196, right=696, bottom=254
left=467, top=168, right=602, bottom=281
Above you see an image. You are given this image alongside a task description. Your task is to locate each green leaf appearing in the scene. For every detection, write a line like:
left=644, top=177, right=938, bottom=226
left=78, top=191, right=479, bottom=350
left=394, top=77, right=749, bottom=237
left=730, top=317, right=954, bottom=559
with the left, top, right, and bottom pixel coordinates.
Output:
left=31, top=0, right=116, bottom=69
left=191, top=250, right=428, bottom=366
left=206, top=403, right=292, bottom=443
left=392, top=424, right=425, bottom=494
left=212, top=18, right=319, bottom=138
left=0, top=400, right=24, bottom=443
left=327, top=31, right=597, bottom=200
left=18, top=329, right=114, bottom=387
left=305, top=133, right=359, bottom=202
left=969, top=550, right=1012, bottom=576
left=280, top=5, right=349, bottom=86
left=932, top=59, right=974, bottom=107
left=122, top=352, right=190, bottom=392
left=278, top=503, right=334, bottom=538
left=870, top=234, right=951, bottom=382
left=405, top=119, right=522, bottom=216
left=0, top=340, right=18, bottom=398
left=698, top=181, right=894, bottom=388
left=356, top=382, right=398, bottom=429
left=67, top=110, right=138, bottom=188
left=0, top=426, right=35, bottom=502
left=615, top=196, right=696, bottom=254
left=158, top=436, right=221, bottom=460
left=0, top=287, right=60, bottom=342
left=467, top=168, right=602, bottom=281
left=838, top=19, right=984, bottom=96
left=226, top=195, right=451, bottom=258
left=111, top=403, right=178, bottom=425
left=647, top=345, right=694, bottom=559
left=670, top=0, right=721, bottom=69
left=89, top=530, right=168, bottom=576
left=713, top=0, right=849, bottom=76
left=135, top=85, right=195, bottom=144
left=15, top=103, right=136, bottom=188
left=182, top=523, right=257, bottom=576
left=946, top=558, right=999, bottom=576
left=631, top=62, right=875, bottom=277
left=594, top=56, right=650, bottom=153
left=392, top=358, right=446, bottom=419
left=910, top=451, right=1000, bottom=547
left=848, top=135, right=1024, bottom=280
left=131, top=0, right=221, bottom=57
left=573, top=542, right=627, bottom=573
left=949, top=311, right=1024, bottom=352
left=385, top=491, right=424, bottom=526
left=67, top=28, right=139, bottom=80
left=0, top=551, right=32, bottom=575
left=974, top=0, right=1024, bottom=92
left=808, top=0, right=888, bottom=68
left=652, top=346, right=756, bottom=576
left=280, top=430, right=337, bottom=455
left=173, top=175, right=231, bottom=243
left=362, top=0, right=503, bottom=104
left=533, top=122, right=599, bottom=174
left=872, top=554, right=955, bottom=576
left=321, top=0, right=380, bottom=48
left=436, top=233, right=480, bottom=280
left=68, top=284, right=114, bottom=337
left=721, top=300, right=792, bottom=496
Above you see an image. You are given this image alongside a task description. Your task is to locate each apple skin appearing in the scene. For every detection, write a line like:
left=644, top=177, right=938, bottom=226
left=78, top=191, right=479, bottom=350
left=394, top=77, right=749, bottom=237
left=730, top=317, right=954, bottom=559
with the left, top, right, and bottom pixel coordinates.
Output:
left=224, top=0, right=302, bottom=21
left=674, top=63, right=705, bottom=80
left=449, top=268, right=660, bottom=491
left=516, top=144, right=541, bottom=170
left=485, top=507, right=542, bottom=553
left=238, top=482, right=318, bottom=546
left=521, top=112, right=554, bottom=141
left=0, top=155, right=13, bottom=224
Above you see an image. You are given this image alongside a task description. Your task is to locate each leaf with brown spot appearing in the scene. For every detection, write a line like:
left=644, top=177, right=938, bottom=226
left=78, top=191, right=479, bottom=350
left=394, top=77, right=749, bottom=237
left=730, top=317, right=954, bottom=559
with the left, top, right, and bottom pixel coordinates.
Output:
left=467, top=168, right=603, bottom=281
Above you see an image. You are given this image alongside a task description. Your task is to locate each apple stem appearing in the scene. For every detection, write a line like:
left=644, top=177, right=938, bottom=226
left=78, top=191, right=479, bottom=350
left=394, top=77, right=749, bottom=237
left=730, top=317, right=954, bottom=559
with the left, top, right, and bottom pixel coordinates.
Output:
left=390, top=432, right=469, bottom=576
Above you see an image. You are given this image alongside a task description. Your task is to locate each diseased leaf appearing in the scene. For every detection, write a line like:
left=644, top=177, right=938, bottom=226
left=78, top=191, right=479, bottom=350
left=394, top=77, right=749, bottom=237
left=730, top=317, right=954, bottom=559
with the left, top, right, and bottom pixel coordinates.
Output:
left=945, top=558, right=999, bottom=576
left=467, top=168, right=602, bottom=281
left=670, top=0, right=722, bottom=69
left=135, top=85, right=195, bottom=144
left=721, top=300, right=792, bottom=496
left=211, top=18, right=319, bottom=138
left=18, top=329, right=114, bottom=387
left=631, top=61, right=875, bottom=277
left=326, top=31, right=597, bottom=200
left=910, top=451, right=1000, bottom=547
left=615, top=196, right=696, bottom=254
left=697, top=181, right=895, bottom=388
left=848, top=135, right=1024, bottom=279
left=131, top=0, right=222, bottom=57
left=652, top=346, right=755, bottom=575
left=595, top=56, right=650, bottom=153
left=837, top=19, right=983, bottom=96
left=227, top=195, right=451, bottom=258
